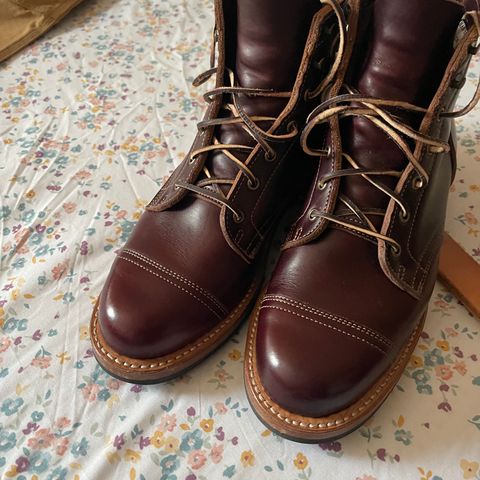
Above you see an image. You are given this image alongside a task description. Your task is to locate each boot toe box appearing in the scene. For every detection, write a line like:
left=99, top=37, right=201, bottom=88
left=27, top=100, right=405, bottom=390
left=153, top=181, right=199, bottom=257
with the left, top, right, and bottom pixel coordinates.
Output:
left=255, top=298, right=389, bottom=418
left=97, top=251, right=226, bottom=359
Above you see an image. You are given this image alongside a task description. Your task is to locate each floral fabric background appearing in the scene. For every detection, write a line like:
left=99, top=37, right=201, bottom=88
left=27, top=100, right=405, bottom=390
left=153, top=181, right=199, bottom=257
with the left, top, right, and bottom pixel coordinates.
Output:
left=0, top=1, right=479, bottom=479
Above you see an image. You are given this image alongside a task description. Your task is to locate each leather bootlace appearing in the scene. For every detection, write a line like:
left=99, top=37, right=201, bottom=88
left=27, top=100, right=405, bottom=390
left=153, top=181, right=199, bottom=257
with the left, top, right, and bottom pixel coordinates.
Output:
left=175, top=0, right=347, bottom=221
left=301, top=11, right=480, bottom=254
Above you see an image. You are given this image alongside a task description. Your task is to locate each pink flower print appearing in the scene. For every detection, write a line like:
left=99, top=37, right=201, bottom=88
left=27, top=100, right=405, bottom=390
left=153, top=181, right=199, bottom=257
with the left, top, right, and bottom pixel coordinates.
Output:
left=435, top=364, right=453, bottom=381
left=62, top=202, right=77, bottom=213
left=445, top=327, right=458, bottom=337
left=0, top=337, right=11, bottom=353
left=214, top=402, right=227, bottom=415
left=82, top=383, right=100, bottom=402
left=464, top=212, right=478, bottom=225
left=210, top=443, right=224, bottom=464
left=54, top=417, right=71, bottom=429
left=56, top=437, right=69, bottom=456
left=107, top=379, right=120, bottom=390
left=27, top=428, right=55, bottom=450
left=31, top=357, right=51, bottom=369
left=51, top=261, right=69, bottom=280
left=188, top=450, right=207, bottom=470
left=453, top=360, right=467, bottom=376
left=73, top=170, right=92, bottom=181
left=158, top=413, right=177, bottom=432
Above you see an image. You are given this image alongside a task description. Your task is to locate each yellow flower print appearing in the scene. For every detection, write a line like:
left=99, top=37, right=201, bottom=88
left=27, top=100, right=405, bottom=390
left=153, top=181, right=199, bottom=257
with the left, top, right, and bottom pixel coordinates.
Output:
left=294, top=452, right=309, bottom=470
left=436, top=340, right=450, bottom=351
left=240, top=450, right=255, bottom=467
left=151, top=431, right=164, bottom=448
left=25, top=190, right=36, bottom=199
left=124, top=449, right=141, bottom=463
left=200, top=419, right=214, bottom=433
left=163, top=436, right=179, bottom=453
left=228, top=349, right=241, bottom=361
left=460, top=459, right=479, bottom=479
left=79, top=325, right=89, bottom=340
left=56, top=352, right=71, bottom=364
left=409, top=355, right=424, bottom=368
left=4, top=464, right=18, bottom=477
left=106, top=452, right=120, bottom=464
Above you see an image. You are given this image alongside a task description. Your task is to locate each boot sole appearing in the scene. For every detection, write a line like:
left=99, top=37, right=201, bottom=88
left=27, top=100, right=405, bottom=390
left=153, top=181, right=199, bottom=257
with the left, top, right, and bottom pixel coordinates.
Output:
left=244, top=295, right=426, bottom=442
left=90, top=273, right=262, bottom=384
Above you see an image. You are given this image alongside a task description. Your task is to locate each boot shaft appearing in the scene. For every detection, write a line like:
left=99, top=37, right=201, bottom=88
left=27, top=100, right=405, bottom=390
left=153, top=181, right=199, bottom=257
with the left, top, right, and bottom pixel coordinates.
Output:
left=149, top=0, right=356, bottom=262
left=288, top=0, right=480, bottom=299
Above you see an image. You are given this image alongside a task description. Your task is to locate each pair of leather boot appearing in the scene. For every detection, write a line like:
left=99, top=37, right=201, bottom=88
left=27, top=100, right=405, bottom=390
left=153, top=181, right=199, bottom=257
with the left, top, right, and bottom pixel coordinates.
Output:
left=90, top=0, right=480, bottom=442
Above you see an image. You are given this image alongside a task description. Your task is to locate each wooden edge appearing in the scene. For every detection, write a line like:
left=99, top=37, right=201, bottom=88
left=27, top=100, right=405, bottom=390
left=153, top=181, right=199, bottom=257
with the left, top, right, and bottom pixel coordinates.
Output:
left=439, top=233, right=480, bottom=319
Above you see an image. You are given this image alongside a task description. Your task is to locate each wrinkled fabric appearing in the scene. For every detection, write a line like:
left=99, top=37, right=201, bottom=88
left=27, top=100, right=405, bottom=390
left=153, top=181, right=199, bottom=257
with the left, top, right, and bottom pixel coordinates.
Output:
left=0, top=0, right=85, bottom=62
left=0, top=1, right=479, bottom=479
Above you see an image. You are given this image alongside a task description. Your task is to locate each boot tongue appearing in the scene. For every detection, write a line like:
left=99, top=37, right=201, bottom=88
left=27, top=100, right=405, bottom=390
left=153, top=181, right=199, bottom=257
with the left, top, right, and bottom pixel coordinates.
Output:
left=205, top=0, right=318, bottom=189
left=340, top=0, right=464, bottom=221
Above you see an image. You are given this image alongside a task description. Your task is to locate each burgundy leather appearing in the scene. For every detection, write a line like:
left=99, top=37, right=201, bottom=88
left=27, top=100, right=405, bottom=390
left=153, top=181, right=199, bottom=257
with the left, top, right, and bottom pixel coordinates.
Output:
left=255, top=0, right=474, bottom=418
left=96, top=0, right=338, bottom=360
left=207, top=0, right=318, bottom=192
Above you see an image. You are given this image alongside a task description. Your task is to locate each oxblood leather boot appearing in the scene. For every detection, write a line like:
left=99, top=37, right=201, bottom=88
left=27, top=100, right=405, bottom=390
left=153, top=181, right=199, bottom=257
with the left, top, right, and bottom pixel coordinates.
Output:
left=245, top=0, right=480, bottom=441
left=90, top=0, right=353, bottom=383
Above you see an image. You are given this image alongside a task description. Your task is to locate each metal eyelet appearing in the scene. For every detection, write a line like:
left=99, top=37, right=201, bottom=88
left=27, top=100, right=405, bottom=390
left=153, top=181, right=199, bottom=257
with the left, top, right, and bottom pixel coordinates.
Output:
left=413, top=176, right=424, bottom=190
left=308, top=208, right=319, bottom=221
left=265, top=151, right=277, bottom=162
left=188, top=156, right=196, bottom=165
left=322, top=146, right=332, bottom=156
left=314, top=58, right=325, bottom=70
left=399, top=209, right=410, bottom=223
left=317, top=179, right=327, bottom=191
left=287, top=120, right=298, bottom=134
left=247, top=177, right=260, bottom=190
left=233, top=210, right=244, bottom=223
left=391, top=244, right=401, bottom=256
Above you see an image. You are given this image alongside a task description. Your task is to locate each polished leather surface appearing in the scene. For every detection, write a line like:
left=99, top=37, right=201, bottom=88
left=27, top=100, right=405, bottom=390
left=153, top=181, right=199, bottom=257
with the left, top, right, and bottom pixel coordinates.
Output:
left=99, top=200, right=252, bottom=358
left=207, top=0, right=319, bottom=190
left=97, top=0, right=333, bottom=359
left=255, top=0, right=471, bottom=417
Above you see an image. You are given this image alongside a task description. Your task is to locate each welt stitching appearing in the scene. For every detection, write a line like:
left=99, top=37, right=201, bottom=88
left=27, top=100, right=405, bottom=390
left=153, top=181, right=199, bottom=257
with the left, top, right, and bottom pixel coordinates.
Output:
left=404, top=167, right=429, bottom=269
left=418, top=230, right=443, bottom=291
left=244, top=151, right=285, bottom=252
left=244, top=142, right=298, bottom=253
left=332, top=222, right=378, bottom=245
left=92, top=283, right=256, bottom=370
left=247, top=140, right=298, bottom=250
left=384, top=249, right=419, bottom=298
left=225, top=122, right=293, bottom=257
left=301, top=139, right=335, bottom=240
left=263, top=295, right=391, bottom=347
left=259, top=305, right=387, bottom=354
left=246, top=302, right=423, bottom=430
left=118, top=256, right=222, bottom=319
left=387, top=170, right=425, bottom=274
left=122, top=249, right=227, bottom=314
left=411, top=224, right=440, bottom=287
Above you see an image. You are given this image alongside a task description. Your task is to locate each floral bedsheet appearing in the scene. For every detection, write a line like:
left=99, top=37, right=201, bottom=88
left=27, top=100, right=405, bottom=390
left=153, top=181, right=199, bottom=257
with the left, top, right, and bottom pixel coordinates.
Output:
left=0, top=1, right=479, bottom=479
